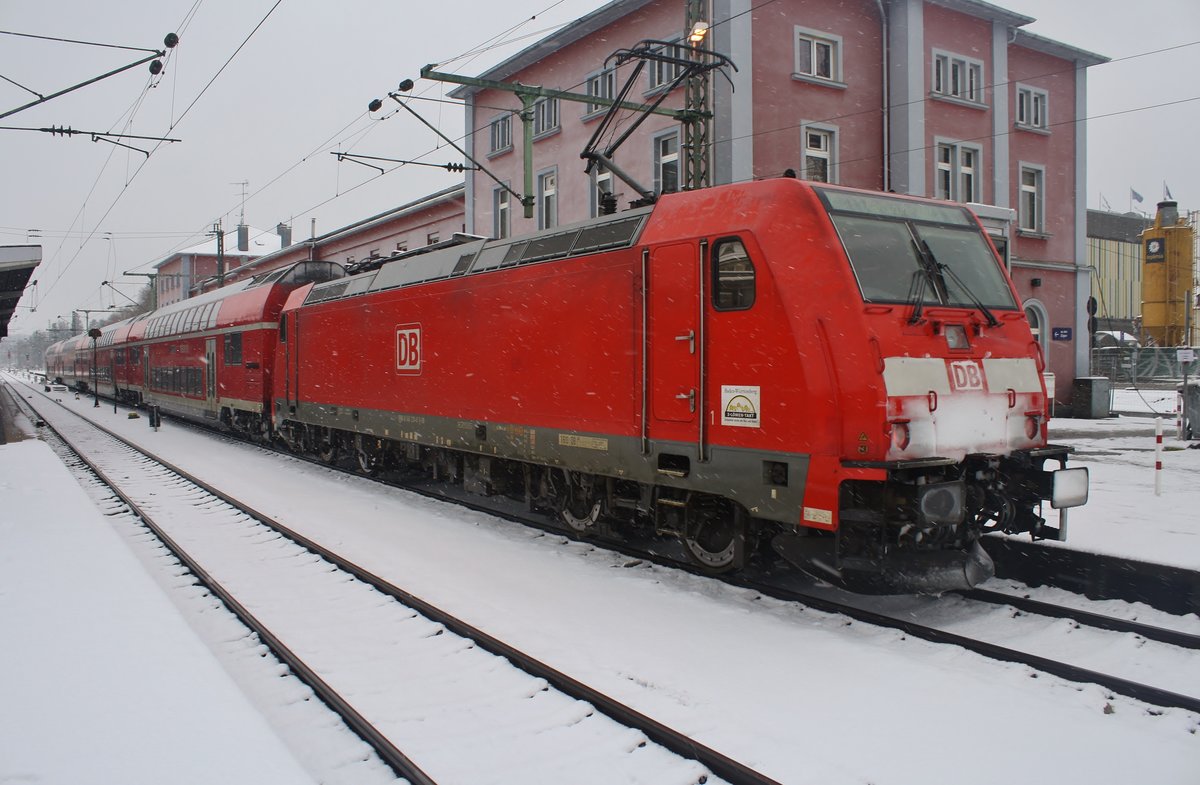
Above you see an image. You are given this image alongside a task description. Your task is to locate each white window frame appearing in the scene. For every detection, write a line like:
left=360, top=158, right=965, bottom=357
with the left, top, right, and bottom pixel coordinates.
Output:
left=934, top=139, right=982, bottom=203
left=647, top=39, right=687, bottom=93
left=489, top=115, right=512, bottom=155
left=653, top=129, right=680, bottom=195
left=493, top=186, right=510, bottom=240
left=1023, top=298, right=1049, bottom=356
left=585, top=68, right=616, bottom=116
left=793, top=26, right=843, bottom=85
left=1015, top=84, right=1049, bottom=131
left=1018, top=163, right=1046, bottom=234
left=932, top=49, right=986, bottom=105
left=532, top=97, right=560, bottom=138
left=537, top=168, right=558, bottom=230
left=590, top=167, right=615, bottom=217
left=801, top=123, right=838, bottom=183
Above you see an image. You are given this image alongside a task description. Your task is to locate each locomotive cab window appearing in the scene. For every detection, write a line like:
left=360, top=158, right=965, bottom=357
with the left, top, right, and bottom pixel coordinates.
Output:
left=712, top=238, right=755, bottom=311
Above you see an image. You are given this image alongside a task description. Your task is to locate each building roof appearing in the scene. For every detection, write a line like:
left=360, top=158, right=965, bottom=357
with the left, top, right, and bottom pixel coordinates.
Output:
left=0, top=246, right=41, bottom=339
left=448, top=0, right=656, bottom=99
left=229, top=184, right=466, bottom=278
left=1087, top=209, right=1152, bottom=242
left=928, top=0, right=1034, bottom=27
left=1012, top=28, right=1108, bottom=66
left=447, top=0, right=1102, bottom=99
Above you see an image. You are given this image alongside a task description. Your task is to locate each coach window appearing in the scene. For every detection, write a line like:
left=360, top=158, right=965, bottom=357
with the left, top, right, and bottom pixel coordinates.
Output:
left=712, top=237, right=755, bottom=311
left=224, top=332, right=243, bottom=365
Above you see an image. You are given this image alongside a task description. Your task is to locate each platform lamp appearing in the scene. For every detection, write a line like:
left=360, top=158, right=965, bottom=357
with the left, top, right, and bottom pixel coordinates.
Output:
left=88, top=327, right=102, bottom=408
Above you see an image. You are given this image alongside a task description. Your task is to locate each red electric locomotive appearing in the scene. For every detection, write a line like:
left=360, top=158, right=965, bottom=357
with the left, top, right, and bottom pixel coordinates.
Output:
left=45, top=179, right=1088, bottom=593
left=268, top=178, right=1087, bottom=593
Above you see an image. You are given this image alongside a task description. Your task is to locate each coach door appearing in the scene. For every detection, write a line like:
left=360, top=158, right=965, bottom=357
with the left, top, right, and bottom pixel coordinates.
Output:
left=205, top=338, right=217, bottom=404
left=283, top=312, right=299, bottom=412
left=649, top=242, right=702, bottom=443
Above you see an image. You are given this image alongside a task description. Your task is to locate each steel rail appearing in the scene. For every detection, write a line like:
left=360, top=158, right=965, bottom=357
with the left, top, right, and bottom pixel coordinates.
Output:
left=20, top=377, right=1200, bottom=718
left=16, top=381, right=781, bottom=785
left=960, top=588, right=1200, bottom=650
left=9, top=384, right=438, bottom=785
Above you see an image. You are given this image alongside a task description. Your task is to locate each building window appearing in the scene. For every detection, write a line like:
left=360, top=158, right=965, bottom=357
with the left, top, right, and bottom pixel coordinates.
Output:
left=1019, top=165, right=1045, bottom=233
left=802, top=126, right=835, bottom=182
left=538, top=169, right=558, bottom=230
left=493, top=187, right=510, bottom=239
left=585, top=68, right=615, bottom=115
left=1016, top=85, right=1049, bottom=130
left=933, top=50, right=985, bottom=104
left=591, top=167, right=614, bottom=217
left=654, top=131, right=680, bottom=195
left=935, top=141, right=981, bottom=202
left=648, top=40, right=687, bottom=92
left=427, top=231, right=440, bottom=246
left=395, top=241, right=407, bottom=253
left=794, top=27, right=841, bottom=82
left=532, top=97, right=559, bottom=137
left=489, top=115, right=512, bottom=154
left=1024, top=300, right=1048, bottom=355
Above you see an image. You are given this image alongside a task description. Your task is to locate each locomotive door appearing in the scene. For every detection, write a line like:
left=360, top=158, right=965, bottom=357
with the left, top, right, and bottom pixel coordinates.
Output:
left=649, top=242, right=701, bottom=429
left=205, top=338, right=217, bottom=403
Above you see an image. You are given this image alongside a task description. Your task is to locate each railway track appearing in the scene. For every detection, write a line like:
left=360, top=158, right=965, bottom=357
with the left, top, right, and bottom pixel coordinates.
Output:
left=12, top=381, right=778, bottom=785
left=10, top=375, right=1199, bottom=756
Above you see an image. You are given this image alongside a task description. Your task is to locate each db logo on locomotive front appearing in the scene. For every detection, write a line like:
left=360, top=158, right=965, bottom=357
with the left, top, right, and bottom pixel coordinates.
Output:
left=396, top=324, right=422, bottom=374
left=948, top=360, right=984, bottom=391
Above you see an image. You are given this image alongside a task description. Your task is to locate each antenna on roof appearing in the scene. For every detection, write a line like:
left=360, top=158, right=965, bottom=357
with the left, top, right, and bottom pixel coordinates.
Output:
left=231, top=180, right=249, bottom=224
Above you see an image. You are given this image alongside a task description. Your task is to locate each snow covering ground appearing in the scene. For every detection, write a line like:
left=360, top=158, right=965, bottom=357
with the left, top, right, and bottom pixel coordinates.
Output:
left=2, top=375, right=1198, bottom=784
left=0, top=424, right=319, bottom=784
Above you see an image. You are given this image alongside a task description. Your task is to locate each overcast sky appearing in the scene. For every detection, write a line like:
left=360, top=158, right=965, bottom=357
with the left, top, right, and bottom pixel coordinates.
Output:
left=2, top=0, right=1197, bottom=333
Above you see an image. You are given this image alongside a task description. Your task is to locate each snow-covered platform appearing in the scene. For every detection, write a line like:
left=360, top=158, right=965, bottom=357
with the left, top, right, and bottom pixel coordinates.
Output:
left=0, top=436, right=317, bottom=785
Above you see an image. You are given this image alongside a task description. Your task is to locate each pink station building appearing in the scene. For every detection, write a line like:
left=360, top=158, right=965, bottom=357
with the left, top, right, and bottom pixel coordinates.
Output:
left=175, top=0, right=1107, bottom=408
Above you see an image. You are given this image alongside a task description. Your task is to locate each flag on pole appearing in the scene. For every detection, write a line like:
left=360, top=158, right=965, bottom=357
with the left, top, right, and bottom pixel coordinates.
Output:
left=1164, top=182, right=1173, bottom=200
left=1100, top=194, right=1111, bottom=211
left=1131, top=188, right=1144, bottom=204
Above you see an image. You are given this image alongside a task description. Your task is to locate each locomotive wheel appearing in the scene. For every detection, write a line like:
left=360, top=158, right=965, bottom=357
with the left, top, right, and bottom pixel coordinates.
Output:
left=684, top=499, right=743, bottom=573
left=316, top=432, right=339, bottom=465
left=560, top=470, right=601, bottom=534
left=354, top=435, right=383, bottom=476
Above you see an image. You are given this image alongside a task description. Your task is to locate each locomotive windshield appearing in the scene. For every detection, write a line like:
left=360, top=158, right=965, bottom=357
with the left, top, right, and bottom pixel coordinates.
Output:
left=816, top=187, right=1017, bottom=311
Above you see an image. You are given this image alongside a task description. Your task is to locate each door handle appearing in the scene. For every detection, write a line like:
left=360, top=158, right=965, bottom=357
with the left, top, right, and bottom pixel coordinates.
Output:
left=676, top=389, right=696, bottom=413
left=675, top=330, right=695, bottom=354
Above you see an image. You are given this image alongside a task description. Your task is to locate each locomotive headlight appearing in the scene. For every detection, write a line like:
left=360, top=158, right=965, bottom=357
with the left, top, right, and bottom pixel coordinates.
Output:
left=1050, top=467, right=1089, bottom=508
left=944, top=324, right=970, bottom=350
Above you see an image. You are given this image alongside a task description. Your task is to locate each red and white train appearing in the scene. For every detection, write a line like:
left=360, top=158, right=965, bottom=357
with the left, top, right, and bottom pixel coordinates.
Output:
left=46, top=179, right=1088, bottom=593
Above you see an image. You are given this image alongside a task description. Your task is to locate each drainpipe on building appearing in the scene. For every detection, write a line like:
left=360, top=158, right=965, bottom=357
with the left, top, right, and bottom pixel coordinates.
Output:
left=874, top=0, right=890, bottom=193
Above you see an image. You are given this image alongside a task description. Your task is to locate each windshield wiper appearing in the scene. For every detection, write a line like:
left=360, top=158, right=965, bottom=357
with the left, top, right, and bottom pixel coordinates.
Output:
left=936, top=259, right=1000, bottom=327
left=918, top=239, right=1000, bottom=328
left=906, top=267, right=933, bottom=325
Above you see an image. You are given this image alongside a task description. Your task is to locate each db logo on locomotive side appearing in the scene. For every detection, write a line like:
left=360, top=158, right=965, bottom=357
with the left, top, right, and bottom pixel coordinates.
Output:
left=396, top=324, right=422, bottom=374
left=948, top=360, right=984, bottom=391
